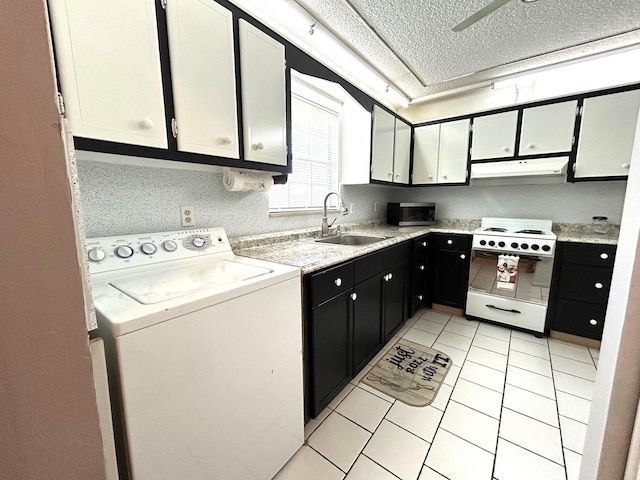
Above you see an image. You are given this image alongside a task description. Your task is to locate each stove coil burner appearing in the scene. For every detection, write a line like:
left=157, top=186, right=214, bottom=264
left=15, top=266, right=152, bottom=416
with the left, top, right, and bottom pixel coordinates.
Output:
left=483, top=227, right=508, bottom=232
left=515, top=229, right=546, bottom=235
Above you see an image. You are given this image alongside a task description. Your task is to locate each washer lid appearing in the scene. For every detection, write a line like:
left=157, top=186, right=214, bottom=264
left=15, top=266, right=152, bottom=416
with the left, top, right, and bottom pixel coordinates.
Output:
left=110, top=259, right=272, bottom=304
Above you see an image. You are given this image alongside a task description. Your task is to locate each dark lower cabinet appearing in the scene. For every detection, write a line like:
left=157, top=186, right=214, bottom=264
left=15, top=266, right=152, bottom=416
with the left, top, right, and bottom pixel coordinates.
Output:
left=548, top=242, right=616, bottom=340
left=352, top=276, right=383, bottom=375
left=309, top=291, right=352, bottom=417
left=430, top=233, right=472, bottom=309
left=409, top=235, right=430, bottom=316
left=383, top=261, right=408, bottom=340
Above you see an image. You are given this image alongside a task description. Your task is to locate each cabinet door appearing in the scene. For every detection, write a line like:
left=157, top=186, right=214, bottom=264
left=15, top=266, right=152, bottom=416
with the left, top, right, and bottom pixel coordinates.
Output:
left=393, top=119, right=411, bottom=184
left=384, top=262, right=407, bottom=340
left=166, top=0, right=239, bottom=158
left=438, top=119, right=470, bottom=183
left=371, top=106, right=396, bottom=182
left=575, top=90, right=640, bottom=178
left=48, top=0, right=167, bottom=148
left=239, top=20, right=287, bottom=166
left=553, top=299, right=606, bottom=340
left=412, top=124, right=440, bottom=184
left=310, top=292, right=351, bottom=417
left=471, top=111, right=518, bottom=160
left=352, top=277, right=383, bottom=376
left=519, top=100, right=577, bottom=155
left=431, top=248, right=469, bottom=308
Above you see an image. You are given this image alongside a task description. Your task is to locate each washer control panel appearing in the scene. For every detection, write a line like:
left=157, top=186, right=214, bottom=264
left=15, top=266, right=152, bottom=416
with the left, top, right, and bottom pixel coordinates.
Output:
left=86, top=227, right=231, bottom=274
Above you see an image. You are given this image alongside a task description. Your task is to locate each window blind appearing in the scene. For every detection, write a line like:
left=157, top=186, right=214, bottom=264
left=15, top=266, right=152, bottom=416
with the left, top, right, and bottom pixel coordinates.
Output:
left=269, top=94, right=339, bottom=212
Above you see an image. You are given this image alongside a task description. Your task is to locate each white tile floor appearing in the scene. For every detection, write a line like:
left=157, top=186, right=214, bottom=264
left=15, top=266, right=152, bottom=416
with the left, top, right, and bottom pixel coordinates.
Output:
left=274, top=308, right=600, bottom=480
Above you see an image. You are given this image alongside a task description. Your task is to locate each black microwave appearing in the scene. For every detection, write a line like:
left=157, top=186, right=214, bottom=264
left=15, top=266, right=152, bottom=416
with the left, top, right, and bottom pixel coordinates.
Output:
left=387, top=202, right=436, bottom=226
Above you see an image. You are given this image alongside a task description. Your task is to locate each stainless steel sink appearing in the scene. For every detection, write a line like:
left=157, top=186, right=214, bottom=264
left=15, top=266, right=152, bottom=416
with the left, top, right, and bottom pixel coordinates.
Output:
left=310, top=234, right=388, bottom=246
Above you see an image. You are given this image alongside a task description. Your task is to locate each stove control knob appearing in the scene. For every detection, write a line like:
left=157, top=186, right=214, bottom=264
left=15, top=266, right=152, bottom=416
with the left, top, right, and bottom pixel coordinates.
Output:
left=511, top=242, right=519, bottom=249
left=192, top=237, right=206, bottom=248
left=488, top=240, right=495, bottom=246
left=521, top=243, right=529, bottom=250
left=87, top=247, right=106, bottom=263
left=162, top=240, right=178, bottom=252
left=115, top=245, right=134, bottom=259
left=479, top=240, right=487, bottom=246
left=531, top=244, right=540, bottom=251
left=498, top=241, right=505, bottom=248
left=542, top=245, right=551, bottom=252
left=140, top=242, right=157, bottom=255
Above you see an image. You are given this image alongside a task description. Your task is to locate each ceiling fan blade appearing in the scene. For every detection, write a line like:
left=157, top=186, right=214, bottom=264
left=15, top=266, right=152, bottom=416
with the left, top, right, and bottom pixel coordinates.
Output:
left=452, top=0, right=514, bottom=32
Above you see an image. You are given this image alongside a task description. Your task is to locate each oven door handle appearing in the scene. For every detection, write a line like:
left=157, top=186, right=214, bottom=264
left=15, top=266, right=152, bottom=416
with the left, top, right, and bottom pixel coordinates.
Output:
left=486, top=304, right=521, bottom=314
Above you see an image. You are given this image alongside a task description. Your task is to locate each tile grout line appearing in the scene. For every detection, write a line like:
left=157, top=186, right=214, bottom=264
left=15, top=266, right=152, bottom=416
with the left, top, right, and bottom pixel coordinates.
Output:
left=489, top=324, right=512, bottom=480
left=547, top=331, right=571, bottom=480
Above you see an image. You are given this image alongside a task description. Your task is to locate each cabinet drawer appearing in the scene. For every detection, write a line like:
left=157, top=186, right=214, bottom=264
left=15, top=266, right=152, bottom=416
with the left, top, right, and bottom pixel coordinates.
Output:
left=354, top=242, right=410, bottom=283
left=553, top=298, right=606, bottom=340
left=310, top=262, right=353, bottom=307
left=432, top=233, right=471, bottom=251
left=561, top=243, right=616, bottom=267
left=557, top=263, right=613, bottom=304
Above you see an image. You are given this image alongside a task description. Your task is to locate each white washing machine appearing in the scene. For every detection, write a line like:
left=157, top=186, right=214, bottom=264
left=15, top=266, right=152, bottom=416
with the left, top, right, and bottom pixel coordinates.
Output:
left=87, top=228, right=303, bottom=480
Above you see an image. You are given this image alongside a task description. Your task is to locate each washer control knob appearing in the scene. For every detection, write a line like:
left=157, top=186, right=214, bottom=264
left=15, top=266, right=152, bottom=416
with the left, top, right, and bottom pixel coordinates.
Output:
left=498, top=241, right=506, bottom=248
left=531, top=244, right=540, bottom=251
left=87, top=247, right=106, bottom=263
left=511, top=242, right=519, bottom=249
left=140, top=242, right=157, bottom=255
left=542, top=245, right=551, bottom=252
left=162, top=240, right=178, bottom=252
left=115, top=245, right=134, bottom=259
left=192, top=237, right=206, bottom=248
left=521, top=243, right=529, bottom=250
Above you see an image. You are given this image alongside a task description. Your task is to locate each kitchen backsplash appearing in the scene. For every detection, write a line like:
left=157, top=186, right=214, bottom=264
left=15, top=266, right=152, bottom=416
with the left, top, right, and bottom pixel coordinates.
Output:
left=77, top=155, right=626, bottom=238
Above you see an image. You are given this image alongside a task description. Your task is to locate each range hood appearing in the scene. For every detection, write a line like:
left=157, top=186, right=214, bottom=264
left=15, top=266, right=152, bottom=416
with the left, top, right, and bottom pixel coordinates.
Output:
left=470, top=157, right=569, bottom=186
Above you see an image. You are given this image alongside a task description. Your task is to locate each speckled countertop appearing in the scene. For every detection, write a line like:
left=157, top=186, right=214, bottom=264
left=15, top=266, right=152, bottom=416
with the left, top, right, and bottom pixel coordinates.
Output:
left=232, top=219, right=619, bottom=274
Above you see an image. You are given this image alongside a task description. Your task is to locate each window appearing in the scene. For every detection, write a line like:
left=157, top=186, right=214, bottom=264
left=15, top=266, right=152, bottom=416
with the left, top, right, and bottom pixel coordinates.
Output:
left=269, top=84, right=340, bottom=213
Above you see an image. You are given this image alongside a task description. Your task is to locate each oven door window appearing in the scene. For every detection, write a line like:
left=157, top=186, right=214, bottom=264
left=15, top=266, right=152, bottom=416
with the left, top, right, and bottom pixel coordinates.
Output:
left=468, top=249, right=552, bottom=305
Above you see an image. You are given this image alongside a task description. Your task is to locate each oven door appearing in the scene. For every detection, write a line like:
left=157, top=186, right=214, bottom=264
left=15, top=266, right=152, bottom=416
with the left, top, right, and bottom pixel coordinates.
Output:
left=466, top=248, right=553, bottom=333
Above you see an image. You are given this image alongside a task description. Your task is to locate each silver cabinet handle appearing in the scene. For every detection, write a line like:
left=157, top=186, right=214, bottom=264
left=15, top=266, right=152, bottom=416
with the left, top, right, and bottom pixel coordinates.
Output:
left=351, top=293, right=357, bottom=301
left=419, top=265, right=425, bottom=271
left=421, top=242, right=427, bottom=247
left=460, top=254, right=466, bottom=260
left=600, top=253, right=609, bottom=260
left=418, top=295, right=423, bottom=301
left=334, top=278, right=342, bottom=287
left=622, top=163, right=630, bottom=169
left=388, top=273, right=393, bottom=280
left=590, top=319, right=598, bottom=326
left=502, top=146, right=510, bottom=152
left=447, top=239, right=453, bottom=245
left=595, top=282, right=603, bottom=289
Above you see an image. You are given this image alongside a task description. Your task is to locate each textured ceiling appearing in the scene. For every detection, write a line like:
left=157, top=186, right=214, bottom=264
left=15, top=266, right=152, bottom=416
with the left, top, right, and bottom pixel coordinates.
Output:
left=293, top=0, right=640, bottom=99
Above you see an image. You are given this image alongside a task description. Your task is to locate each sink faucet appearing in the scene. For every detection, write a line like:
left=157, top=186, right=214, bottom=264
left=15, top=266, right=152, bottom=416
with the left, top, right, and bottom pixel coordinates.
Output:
left=322, top=191, right=349, bottom=237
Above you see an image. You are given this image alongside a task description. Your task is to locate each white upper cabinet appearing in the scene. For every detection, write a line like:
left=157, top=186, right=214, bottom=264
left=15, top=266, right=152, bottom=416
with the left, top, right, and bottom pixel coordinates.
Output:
left=471, top=111, right=518, bottom=160
left=48, top=0, right=167, bottom=148
left=412, top=124, right=440, bottom=184
left=371, top=106, right=396, bottom=182
left=575, top=90, right=640, bottom=178
left=438, top=119, right=470, bottom=183
left=239, top=20, right=287, bottom=166
left=393, top=119, right=411, bottom=184
left=519, top=100, right=577, bottom=156
left=166, top=0, right=238, bottom=158
left=413, top=119, right=469, bottom=184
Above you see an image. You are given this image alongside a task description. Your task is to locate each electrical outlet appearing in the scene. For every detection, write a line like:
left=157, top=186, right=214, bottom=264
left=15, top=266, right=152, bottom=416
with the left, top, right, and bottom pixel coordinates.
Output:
left=181, top=206, right=195, bottom=227
left=374, top=201, right=380, bottom=211
left=349, top=203, right=355, bottom=214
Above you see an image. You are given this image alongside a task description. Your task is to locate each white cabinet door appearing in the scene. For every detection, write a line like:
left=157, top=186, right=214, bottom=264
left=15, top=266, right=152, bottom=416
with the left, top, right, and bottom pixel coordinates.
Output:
left=393, top=119, right=411, bottom=184
left=412, top=124, right=440, bottom=184
left=471, top=111, right=518, bottom=160
left=166, top=0, right=239, bottom=158
left=48, top=0, right=167, bottom=148
left=438, top=119, right=470, bottom=183
left=575, top=90, right=640, bottom=178
left=519, top=100, right=577, bottom=155
left=371, top=106, right=396, bottom=182
left=239, top=20, right=287, bottom=166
